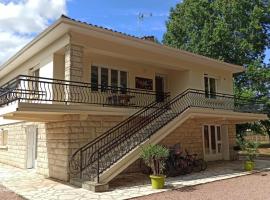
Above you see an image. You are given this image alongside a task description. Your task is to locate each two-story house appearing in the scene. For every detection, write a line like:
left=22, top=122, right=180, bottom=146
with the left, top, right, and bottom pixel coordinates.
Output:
left=0, top=15, right=267, bottom=191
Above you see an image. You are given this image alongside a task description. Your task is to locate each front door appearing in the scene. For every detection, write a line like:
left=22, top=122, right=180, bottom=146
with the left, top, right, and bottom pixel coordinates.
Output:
left=155, top=75, right=165, bottom=102
left=203, top=125, right=222, bottom=161
left=26, top=125, right=38, bottom=169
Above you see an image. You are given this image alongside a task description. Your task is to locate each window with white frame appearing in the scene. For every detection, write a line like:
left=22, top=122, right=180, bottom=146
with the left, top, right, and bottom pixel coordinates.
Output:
left=204, top=75, right=217, bottom=98
left=32, top=68, right=40, bottom=77
left=90, top=66, right=128, bottom=93
left=29, top=68, right=40, bottom=92
left=203, top=125, right=222, bottom=155
left=0, top=129, right=8, bottom=147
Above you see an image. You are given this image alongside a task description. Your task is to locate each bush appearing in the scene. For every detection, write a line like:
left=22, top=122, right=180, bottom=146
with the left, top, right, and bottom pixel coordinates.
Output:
left=140, top=144, right=169, bottom=176
left=239, top=140, right=260, bottom=162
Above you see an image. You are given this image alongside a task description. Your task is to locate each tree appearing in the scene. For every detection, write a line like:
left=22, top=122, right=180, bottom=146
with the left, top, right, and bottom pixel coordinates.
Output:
left=164, top=0, right=270, bottom=65
left=163, top=0, right=270, bottom=136
left=235, top=60, right=270, bottom=137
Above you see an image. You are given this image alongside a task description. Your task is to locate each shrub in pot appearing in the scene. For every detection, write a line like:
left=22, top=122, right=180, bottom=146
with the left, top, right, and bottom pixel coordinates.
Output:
left=240, top=140, right=259, bottom=171
left=140, top=144, right=169, bottom=189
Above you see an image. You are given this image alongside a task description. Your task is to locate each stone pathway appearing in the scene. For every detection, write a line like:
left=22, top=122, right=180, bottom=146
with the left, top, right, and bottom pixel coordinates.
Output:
left=0, top=160, right=269, bottom=200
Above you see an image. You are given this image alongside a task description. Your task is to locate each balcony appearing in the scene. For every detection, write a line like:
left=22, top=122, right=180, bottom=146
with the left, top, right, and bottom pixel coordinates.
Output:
left=0, top=75, right=165, bottom=108
left=0, top=75, right=267, bottom=122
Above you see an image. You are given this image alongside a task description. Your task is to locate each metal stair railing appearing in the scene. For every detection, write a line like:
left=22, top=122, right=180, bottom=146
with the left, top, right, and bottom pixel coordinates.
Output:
left=69, top=93, right=171, bottom=179
left=69, top=89, right=266, bottom=182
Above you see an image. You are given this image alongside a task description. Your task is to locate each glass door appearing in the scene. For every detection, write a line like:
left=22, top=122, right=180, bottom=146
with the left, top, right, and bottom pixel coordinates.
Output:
left=203, top=125, right=222, bottom=161
left=155, top=75, right=165, bottom=102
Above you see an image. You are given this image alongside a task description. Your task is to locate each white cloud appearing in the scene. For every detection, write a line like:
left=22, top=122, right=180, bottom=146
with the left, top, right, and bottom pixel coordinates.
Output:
left=0, top=0, right=67, bottom=64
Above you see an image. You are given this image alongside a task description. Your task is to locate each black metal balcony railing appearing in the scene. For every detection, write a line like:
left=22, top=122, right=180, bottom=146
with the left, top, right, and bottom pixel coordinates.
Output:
left=0, top=75, right=166, bottom=108
left=69, top=89, right=266, bottom=182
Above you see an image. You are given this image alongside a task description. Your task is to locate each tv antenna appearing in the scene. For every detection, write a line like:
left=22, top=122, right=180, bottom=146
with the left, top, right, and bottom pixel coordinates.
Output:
left=137, top=12, right=153, bottom=36
left=138, top=12, right=153, bottom=22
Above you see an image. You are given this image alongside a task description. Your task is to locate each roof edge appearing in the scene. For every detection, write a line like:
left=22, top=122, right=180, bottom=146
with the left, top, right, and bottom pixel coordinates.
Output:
left=0, top=15, right=245, bottom=73
left=0, top=16, right=64, bottom=71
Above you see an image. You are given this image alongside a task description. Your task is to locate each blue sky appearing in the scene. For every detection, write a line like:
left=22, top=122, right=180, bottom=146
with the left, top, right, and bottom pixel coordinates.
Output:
left=0, top=0, right=269, bottom=64
left=67, top=0, right=178, bottom=41
left=67, top=0, right=270, bottom=64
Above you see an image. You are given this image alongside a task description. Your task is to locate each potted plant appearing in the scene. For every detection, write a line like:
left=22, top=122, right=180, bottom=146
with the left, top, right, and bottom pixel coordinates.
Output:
left=140, top=144, right=169, bottom=189
left=240, top=140, right=259, bottom=171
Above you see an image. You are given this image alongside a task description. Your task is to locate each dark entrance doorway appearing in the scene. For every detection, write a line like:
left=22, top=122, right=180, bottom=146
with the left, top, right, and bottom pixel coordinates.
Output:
left=155, top=75, right=165, bottom=102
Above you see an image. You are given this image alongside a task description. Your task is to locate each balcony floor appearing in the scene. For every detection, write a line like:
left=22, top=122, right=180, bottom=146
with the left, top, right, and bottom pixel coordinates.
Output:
left=0, top=101, right=137, bottom=122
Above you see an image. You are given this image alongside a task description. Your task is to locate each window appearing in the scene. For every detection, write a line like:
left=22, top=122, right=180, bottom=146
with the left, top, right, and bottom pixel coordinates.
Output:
left=203, top=125, right=222, bottom=155
left=204, top=75, right=217, bottom=98
left=203, top=125, right=210, bottom=154
left=111, top=70, right=118, bottom=93
left=101, top=68, right=108, bottom=92
left=33, top=69, right=40, bottom=77
left=120, top=71, right=127, bottom=94
left=29, top=68, right=40, bottom=92
left=91, top=66, right=98, bottom=91
left=90, top=65, right=128, bottom=93
left=0, top=130, right=8, bottom=146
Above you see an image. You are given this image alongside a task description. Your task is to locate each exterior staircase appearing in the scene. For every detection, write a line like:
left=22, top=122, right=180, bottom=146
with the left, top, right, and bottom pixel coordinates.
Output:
left=69, top=89, right=265, bottom=191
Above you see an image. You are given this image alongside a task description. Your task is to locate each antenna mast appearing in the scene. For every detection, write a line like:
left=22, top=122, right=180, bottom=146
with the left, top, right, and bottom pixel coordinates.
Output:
left=137, top=12, right=153, bottom=37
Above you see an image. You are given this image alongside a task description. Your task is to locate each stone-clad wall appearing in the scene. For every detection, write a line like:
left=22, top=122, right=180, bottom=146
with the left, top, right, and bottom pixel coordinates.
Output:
left=122, top=118, right=204, bottom=174
left=0, top=123, right=28, bottom=168
left=122, top=118, right=237, bottom=174
left=0, top=115, right=237, bottom=182
left=161, top=119, right=236, bottom=158
left=0, top=114, right=125, bottom=181
left=160, top=118, right=204, bottom=158
left=0, top=122, right=48, bottom=170
left=45, top=114, right=125, bottom=181
left=64, top=44, right=84, bottom=82
left=36, top=123, right=49, bottom=176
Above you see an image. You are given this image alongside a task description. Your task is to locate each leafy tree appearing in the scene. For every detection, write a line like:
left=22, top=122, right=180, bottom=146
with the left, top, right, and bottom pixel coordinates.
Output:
left=163, top=0, right=270, bottom=137
left=163, top=0, right=270, bottom=66
left=235, top=60, right=270, bottom=137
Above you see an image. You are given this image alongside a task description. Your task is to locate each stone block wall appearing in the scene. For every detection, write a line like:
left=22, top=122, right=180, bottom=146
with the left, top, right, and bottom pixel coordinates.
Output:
left=64, top=44, right=84, bottom=103
left=0, top=122, right=49, bottom=172
left=45, top=114, right=125, bottom=181
left=0, top=116, right=237, bottom=183
left=36, top=123, right=49, bottom=176
left=160, top=118, right=204, bottom=158
left=64, top=44, right=84, bottom=82
left=123, top=118, right=238, bottom=174
left=0, top=123, right=27, bottom=168
left=0, top=114, right=125, bottom=181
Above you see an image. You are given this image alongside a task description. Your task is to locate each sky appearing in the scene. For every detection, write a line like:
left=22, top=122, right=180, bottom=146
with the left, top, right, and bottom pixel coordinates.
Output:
left=0, top=0, right=269, bottom=65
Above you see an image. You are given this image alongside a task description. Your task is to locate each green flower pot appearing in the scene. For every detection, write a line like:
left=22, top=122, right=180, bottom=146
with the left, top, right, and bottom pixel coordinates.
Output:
left=150, top=175, right=165, bottom=189
left=245, top=161, right=255, bottom=171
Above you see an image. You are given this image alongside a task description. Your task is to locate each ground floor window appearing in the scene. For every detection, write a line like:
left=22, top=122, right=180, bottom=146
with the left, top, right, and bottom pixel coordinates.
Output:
left=0, top=129, right=8, bottom=146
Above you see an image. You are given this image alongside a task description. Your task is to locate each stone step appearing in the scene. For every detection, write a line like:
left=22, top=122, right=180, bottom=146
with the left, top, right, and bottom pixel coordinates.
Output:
left=70, top=178, right=83, bottom=187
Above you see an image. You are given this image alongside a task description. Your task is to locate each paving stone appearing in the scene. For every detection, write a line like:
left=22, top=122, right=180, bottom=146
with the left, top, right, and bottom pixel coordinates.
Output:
left=0, top=160, right=270, bottom=200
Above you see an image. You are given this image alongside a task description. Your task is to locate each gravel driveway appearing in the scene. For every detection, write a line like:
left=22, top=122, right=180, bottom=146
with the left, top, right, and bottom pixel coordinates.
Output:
left=132, top=171, right=270, bottom=200
left=0, top=185, right=24, bottom=200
